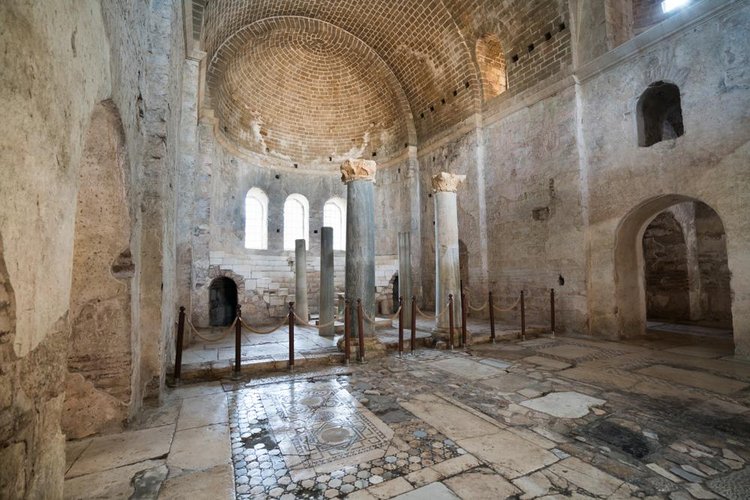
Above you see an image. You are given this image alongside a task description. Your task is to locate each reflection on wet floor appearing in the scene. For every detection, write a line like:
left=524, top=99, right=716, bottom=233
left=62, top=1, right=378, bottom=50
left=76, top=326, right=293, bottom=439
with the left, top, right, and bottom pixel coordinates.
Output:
left=64, top=332, right=750, bottom=499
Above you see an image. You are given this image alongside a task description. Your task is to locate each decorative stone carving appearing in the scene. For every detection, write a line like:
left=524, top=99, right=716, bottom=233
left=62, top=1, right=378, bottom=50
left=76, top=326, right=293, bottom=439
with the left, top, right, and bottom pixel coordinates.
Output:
left=340, top=159, right=377, bottom=183
left=431, top=172, right=466, bottom=192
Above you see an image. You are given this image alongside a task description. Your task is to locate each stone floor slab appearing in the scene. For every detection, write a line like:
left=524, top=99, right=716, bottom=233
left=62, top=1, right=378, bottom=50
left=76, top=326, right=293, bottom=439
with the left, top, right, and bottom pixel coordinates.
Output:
left=444, top=469, right=521, bottom=498
left=64, top=459, right=165, bottom=499
left=538, top=344, right=600, bottom=360
left=392, top=481, right=460, bottom=500
left=167, top=424, right=230, bottom=471
left=176, top=392, right=228, bottom=431
left=636, top=365, right=749, bottom=395
left=458, top=429, right=559, bottom=479
left=520, top=392, right=606, bottom=418
left=521, top=356, right=572, bottom=370
left=432, top=357, right=506, bottom=380
left=66, top=425, right=174, bottom=478
left=400, top=394, right=501, bottom=440
left=547, top=457, right=624, bottom=497
left=158, top=464, right=234, bottom=499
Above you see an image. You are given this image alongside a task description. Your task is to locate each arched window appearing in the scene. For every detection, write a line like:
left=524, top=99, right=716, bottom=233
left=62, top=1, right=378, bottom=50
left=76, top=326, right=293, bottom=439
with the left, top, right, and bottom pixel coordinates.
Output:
left=476, top=33, right=507, bottom=100
left=324, top=198, right=347, bottom=251
left=284, top=194, right=309, bottom=250
left=245, top=188, right=268, bottom=249
left=637, top=81, right=684, bottom=147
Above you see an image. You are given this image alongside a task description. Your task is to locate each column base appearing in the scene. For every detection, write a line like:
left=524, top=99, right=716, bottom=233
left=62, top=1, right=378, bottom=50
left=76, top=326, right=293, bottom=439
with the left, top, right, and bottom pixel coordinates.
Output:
left=336, top=336, right=387, bottom=359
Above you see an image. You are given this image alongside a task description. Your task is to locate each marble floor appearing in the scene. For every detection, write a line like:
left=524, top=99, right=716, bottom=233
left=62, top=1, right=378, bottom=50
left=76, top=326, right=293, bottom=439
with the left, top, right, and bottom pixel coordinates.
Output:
left=65, top=332, right=750, bottom=499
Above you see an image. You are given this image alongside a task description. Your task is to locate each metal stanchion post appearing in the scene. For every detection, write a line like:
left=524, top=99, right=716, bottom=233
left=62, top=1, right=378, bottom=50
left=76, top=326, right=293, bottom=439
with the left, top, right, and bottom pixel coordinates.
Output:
left=461, top=291, right=467, bottom=349
left=233, top=305, right=242, bottom=380
left=449, top=294, right=455, bottom=350
left=174, top=306, right=185, bottom=385
left=550, top=288, right=556, bottom=338
left=410, top=296, right=417, bottom=354
left=398, top=297, right=404, bottom=357
left=344, top=299, right=351, bottom=365
left=357, top=299, right=365, bottom=362
left=288, top=302, right=295, bottom=371
left=489, top=291, right=496, bottom=344
left=520, top=291, right=526, bottom=341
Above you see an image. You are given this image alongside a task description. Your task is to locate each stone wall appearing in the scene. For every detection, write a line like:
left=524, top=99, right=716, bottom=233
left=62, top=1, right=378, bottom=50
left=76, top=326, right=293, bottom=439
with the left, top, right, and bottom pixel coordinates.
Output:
left=582, top=1, right=750, bottom=354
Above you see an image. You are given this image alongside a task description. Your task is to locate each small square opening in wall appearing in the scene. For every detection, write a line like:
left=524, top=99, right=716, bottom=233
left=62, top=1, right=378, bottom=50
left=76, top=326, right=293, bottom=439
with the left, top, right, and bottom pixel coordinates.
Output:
left=453, top=89, right=458, bottom=96
left=512, top=54, right=519, bottom=63
left=464, top=81, right=470, bottom=88
left=545, top=32, right=552, bottom=41
left=430, top=105, right=435, bottom=112
left=528, top=43, right=535, bottom=52
left=372, top=152, right=377, bottom=157
left=559, top=22, right=566, bottom=31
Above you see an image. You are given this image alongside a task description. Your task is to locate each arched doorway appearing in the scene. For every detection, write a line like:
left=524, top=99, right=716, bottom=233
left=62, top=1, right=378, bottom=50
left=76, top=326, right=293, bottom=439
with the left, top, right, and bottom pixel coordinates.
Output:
left=615, top=195, right=733, bottom=344
left=209, top=277, right=238, bottom=326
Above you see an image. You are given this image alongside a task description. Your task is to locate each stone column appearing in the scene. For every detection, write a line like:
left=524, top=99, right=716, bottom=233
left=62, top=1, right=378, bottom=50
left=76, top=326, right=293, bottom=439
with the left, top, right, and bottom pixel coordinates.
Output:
left=398, top=231, right=413, bottom=325
left=342, top=159, right=377, bottom=337
left=295, top=239, right=309, bottom=322
left=433, top=172, right=466, bottom=332
left=319, top=227, right=335, bottom=336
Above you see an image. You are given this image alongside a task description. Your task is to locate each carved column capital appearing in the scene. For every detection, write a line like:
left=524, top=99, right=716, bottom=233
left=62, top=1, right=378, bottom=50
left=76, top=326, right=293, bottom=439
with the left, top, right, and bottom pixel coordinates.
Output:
left=431, top=172, right=466, bottom=192
left=340, top=159, right=377, bottom=184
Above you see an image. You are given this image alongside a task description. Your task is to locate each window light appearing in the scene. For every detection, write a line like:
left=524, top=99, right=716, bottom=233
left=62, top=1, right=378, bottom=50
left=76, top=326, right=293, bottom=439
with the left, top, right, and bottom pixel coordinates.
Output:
left=662, top=0, right=689, bottom=14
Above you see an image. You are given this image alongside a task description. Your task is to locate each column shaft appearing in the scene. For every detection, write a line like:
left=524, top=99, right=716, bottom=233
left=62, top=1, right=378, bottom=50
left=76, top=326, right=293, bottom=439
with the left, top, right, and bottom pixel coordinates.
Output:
left=295, top=239, right=309, bottom=322
left=435, top=192, right=462, bottom=330
left=398, top=232, right=413, bottom=325
left=346, top=180, right=376, bottom=337
left=319, top=227, right=335, bottom=336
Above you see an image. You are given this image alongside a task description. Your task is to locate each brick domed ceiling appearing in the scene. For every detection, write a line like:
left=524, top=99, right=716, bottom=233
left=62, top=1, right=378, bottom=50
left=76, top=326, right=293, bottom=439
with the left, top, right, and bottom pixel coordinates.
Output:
left=207, top=17, right=414, bottom=169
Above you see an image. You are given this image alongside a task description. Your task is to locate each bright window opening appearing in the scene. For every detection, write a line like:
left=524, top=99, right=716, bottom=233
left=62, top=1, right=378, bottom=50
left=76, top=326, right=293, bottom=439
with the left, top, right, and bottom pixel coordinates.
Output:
left=323, top=198, right=347, bottom=251
left=244, top=188, right=268, bottom=249
left=662, top=0, right=689, bottom=14
left=284, top=194, right=309, bottom=250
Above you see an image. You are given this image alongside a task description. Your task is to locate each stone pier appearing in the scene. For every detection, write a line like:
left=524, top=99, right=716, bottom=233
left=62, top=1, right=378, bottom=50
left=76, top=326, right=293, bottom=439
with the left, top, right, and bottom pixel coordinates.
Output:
left=398, top=231, right=413, bottom=325
left=295, top=239, right=309, bottom=322
left=433, top=172, right=466, bottom=333
left=342, top=159, right=377, bottom=338
left=319, top=226, right=335, bottom=336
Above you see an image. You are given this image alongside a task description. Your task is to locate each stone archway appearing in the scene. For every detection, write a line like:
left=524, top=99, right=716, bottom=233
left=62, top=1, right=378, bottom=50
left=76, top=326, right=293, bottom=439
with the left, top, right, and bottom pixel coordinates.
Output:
left=614, top=195, right=734, bottom=344
left=64, top=101, right=135, bottom=439
left=209, top=277, right=238, bottom=326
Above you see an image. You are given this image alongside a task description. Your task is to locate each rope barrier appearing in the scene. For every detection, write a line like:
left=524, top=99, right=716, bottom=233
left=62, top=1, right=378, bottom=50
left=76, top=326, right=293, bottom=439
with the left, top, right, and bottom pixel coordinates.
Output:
left=415, top=302, right=450, bottom=320
left=186, top=317, right=236, bottom=342
left=363, top=305, right=402, bottom=324
left=240, top=317, right=288, bottom=335
left=493, top=296, right=521, bottom=313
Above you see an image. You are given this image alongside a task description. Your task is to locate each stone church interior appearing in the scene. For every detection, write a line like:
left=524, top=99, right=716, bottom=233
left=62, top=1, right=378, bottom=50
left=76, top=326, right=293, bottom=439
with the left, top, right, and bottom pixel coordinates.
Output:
left=2, top=0, right=750, bottom=498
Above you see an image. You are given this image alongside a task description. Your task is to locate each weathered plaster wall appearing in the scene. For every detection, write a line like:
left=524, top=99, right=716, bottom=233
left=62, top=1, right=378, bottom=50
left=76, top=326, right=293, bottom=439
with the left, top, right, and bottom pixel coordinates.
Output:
left=582, top=2, right=750, bottom=354
left=0, top=0, right=185, bottom=493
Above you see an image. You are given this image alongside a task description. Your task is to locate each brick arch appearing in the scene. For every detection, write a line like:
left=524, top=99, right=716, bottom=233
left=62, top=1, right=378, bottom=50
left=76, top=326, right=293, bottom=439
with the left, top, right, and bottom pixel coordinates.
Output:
left=206, top=16, right=415, bottom=170
left=207, top=266, right=246, bottom=296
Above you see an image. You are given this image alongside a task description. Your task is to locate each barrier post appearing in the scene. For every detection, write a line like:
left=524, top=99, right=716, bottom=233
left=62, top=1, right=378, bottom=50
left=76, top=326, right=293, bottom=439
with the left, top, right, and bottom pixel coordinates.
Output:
left=550, top=288, right=556, bottom=338
left=398, top=297, right=404, bottom=357
left=520, top=291, right=526, bottom=341
left=448, top=294, right=455, bottom=350
left=410, top=296, right=417, bottom=354
left=489, top=292, right=496, bottom=343
left=357, top=299, right=366, bottom=362
left=461, top=291, right=468, bottom=349
left=344, top=300, right=351, bottom=365
left=174, top=306, right=186, bottom=385
left=233, top=305, right=242, bottom=380
left=288, top=302, right=295, bottom=371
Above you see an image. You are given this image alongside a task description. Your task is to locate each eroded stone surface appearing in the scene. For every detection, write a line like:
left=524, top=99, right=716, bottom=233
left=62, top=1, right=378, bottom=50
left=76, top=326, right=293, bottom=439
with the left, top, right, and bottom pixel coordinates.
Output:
left=520, top=392, right=606, bottom=419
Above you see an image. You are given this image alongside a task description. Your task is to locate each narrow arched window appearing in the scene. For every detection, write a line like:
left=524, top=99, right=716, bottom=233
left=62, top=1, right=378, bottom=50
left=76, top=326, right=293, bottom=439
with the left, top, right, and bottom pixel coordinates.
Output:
left=637, top=81, right=684, bottom=147
left=476, top=33, right=507, bottom=100
left=324, top=198, right=347, bottom=251
left=284, top=194, right=309, bottom=250
left=245, top=188, right=268, bottom=249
